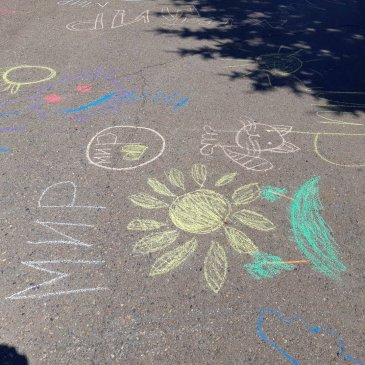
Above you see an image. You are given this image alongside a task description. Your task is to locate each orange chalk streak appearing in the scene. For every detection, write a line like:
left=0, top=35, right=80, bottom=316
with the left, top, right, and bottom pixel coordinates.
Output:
left=268, top=260, right=309, bottom=265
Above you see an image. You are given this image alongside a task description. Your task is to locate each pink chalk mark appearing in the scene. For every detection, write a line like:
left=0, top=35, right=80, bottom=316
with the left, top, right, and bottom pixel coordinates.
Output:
left=76, top=84, right=92, bottom=93
left=44, top=94, right=64, bottom=104
left=0, top=8, right=16, bottom=15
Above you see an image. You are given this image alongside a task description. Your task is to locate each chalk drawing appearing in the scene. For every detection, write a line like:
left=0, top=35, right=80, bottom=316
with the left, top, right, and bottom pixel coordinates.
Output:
left=161, top=5, right=212, bottom=26
left=76, top=84, right=92, bottom=93
left=290, top=177, right=346, bottom=280
left=38, top=181, right=105, bottom=209
left=66, top=10, right=149, bottom=31
left=44, top=94, right=64, bottom=104
left=58, top=0, right=109, bottom=7
left=288, top=130, right=365, bottom=168
left=128, top=164, right=277, bottom=293
left=111, top=10, right=149, bottom=29
left=86, top=126, right=165, bottom=171
left=0, top=147, right=11, bottom=152
left=0, top=127, right=26, bottom=132
left=6, top=260, right=108, bottom=300
left=121, top=144, right=148, bottom=161
left=314, top=92, right=365, bottom=126
left=1, top=65, right=56, bottom=94
left=27, top=221, right=95, bottom=247
left=245, top=252, right=294, bottom=280
left=0, top=7, right=30, bottom=16
left=224, top=46, right=321, bottom=88
left=258, top=308, right=364, bottom=365
left=0, top=69, right=190, bottom=125
left=66, top=13, right=104, bottom=31
left=257, top=177, right=346, bottom=281
left=201, top=117, right=299, bottom=171
left=62, top=91, right=116, bottom=113
left=10, top=181, right=108, bottom=300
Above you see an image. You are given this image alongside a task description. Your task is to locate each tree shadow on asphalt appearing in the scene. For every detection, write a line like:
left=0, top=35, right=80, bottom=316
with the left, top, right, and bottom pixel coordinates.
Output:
left=153, top=0, right=365, bottom=114
left=0, top=344, right=28, bottom=365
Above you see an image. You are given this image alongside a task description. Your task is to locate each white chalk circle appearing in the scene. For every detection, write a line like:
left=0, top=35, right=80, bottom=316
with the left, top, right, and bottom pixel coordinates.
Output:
left=86, top=126, right=165, bottom=171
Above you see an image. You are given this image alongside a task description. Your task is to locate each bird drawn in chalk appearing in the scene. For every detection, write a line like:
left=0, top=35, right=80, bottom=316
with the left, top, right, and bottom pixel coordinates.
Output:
left=200, top=117, right=300, bottom=171
left=223, top=46, right=323, bottom=89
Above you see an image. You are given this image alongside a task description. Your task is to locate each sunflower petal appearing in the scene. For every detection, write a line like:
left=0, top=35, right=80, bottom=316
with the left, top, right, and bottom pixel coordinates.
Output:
left=192, top=164, right=207, bottom=187
left=149, top=238, right=197, bottom=276
left=215, top=173, right=238, bottom=187
left=232, top=183, right=260, bottom=205
left=129, top=193, right=169, bottom=209
left=233, top=209, right=276, bottom=231
left=147, top=178, right=176, bottom=197
left=127, top=219, right=166, bottom=231
left=133, top=230, right=179, bottom=254
left=204, top=241, right=227, bottom=293
left=224, top=226, right=258, bottom=254
left=167, top=168, right=185, bottom=190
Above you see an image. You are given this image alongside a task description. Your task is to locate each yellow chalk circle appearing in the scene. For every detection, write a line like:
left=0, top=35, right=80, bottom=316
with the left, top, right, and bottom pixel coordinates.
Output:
left=1, top=65, right=57, bottom=94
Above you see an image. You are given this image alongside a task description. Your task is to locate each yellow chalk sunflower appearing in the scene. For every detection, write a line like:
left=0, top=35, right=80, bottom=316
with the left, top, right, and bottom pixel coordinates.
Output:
left=128, top=164, right=275, bottom=293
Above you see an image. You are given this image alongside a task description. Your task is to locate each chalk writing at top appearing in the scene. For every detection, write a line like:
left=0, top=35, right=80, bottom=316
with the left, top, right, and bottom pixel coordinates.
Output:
left=57, top=2, right=217, bottom=31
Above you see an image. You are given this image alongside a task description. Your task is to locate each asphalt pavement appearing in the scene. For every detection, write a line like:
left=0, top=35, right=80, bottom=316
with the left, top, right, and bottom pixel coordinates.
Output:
left=0, top=0, right=364, bottom=364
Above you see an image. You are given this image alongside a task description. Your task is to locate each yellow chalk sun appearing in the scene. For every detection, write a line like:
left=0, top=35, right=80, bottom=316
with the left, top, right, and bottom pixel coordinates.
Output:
left=1, top=65, right=56, bottom=94
left=128, top=164, right=276, bottom=293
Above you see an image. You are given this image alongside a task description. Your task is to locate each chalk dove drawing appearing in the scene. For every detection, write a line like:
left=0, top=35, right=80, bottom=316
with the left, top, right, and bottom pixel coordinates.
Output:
left=201, top=117, right=299, bottom=171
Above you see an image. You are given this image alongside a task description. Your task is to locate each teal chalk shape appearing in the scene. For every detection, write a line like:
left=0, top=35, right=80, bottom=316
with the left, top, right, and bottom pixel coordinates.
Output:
left=290, top=177, right=346, bottom=280
left=244, top=252, right=294, bottom=280
left=261, top=186, right=288, bottom=202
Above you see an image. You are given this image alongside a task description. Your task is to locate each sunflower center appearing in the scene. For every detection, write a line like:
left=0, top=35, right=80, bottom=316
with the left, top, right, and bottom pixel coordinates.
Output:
left=169, top=189, right=231, bottom=234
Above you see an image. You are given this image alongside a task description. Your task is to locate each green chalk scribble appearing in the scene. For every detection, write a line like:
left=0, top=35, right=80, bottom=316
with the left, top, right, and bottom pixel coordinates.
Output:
left=121, top=144, right=148, bottom=161
left=261, top=186, right=288, bottom=202
left=290, top=177, right=346, bottom=280
left=244, top=252, right=294, bottom=280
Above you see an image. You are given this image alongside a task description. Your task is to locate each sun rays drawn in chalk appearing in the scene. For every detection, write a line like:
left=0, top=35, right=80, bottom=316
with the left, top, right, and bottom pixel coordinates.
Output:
left=223, top=46, right=322, bottom=88
left=128, top=169, right=346, bottom=293
left=128, top=164, right=277, bottom=293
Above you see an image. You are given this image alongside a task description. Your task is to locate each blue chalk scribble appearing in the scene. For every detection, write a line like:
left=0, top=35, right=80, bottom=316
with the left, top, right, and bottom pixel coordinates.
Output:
left=257, top=308, right=364, bottom=365
left=62, top=92, right=116, bottom=113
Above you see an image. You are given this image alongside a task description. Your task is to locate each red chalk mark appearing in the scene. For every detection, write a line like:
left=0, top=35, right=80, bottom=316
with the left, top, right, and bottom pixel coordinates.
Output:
left=44, top=94, right=64, bottom=104
left=76, top=84, right=92, bottom=93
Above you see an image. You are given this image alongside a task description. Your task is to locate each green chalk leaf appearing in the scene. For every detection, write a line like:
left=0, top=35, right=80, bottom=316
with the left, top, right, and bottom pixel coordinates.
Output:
left=244, top=252, right=294, bottom=280
left=232, top=183, right=260, bottom=205
left=192, top=164, right=207, bottom=187
left=129, top=193, right=169, bottom=209
left=233, top=209, right=276, bottom=231
left=121, top=144, right=148, bottom=161
left=127, top=219, right=166, bottom=231
left=215, top=173, right=238, bottom=187
left=224, top=226, right=258, bottom=255
left=291, top=176, right=346, bottom=280
left=148, top=178, right=176, bottom=197
left=167, top=168, right=185, bottom=190
left=204, top=241, right=227, bottom=293
left=261, top=186, right=288, bottom=202
left=133, top=230, right=179, bottom=254
left=149, top=238, right=197, bottom=276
